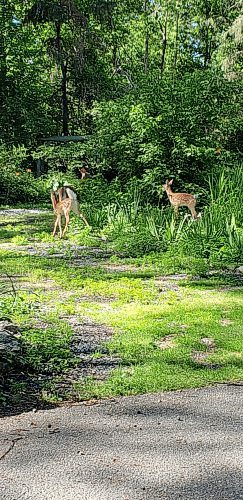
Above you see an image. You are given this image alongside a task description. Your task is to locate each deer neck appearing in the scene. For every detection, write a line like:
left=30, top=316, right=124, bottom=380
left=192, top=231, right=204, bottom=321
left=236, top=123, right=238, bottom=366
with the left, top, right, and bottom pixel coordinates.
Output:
left=166, top=188, right=174, bottom=199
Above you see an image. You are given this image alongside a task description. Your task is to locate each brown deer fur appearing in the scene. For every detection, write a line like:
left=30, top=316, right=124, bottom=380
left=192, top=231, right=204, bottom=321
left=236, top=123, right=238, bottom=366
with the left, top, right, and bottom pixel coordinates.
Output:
left=51, top=175, right=89, bottom=237
left=163, top=179, right=198, bottom=219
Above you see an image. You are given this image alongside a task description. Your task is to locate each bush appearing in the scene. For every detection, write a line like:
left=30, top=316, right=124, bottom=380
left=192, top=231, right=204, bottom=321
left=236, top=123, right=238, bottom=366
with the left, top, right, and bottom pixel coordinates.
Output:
left=0, top=145, right=48, bottom=204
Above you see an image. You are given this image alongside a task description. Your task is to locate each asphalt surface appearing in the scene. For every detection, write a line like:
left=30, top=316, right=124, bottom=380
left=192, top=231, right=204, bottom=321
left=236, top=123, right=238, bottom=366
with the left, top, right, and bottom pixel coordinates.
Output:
left=1, top=384, right=243, bottom=500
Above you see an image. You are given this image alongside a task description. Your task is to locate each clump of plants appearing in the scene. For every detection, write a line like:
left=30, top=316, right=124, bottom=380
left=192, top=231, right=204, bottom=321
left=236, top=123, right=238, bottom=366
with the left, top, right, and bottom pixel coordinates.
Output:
left=93, top=165, right=243, bottom=264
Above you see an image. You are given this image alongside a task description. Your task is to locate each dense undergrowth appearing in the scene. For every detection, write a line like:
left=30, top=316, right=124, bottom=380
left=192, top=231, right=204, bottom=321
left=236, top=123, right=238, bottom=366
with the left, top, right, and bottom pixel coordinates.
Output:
left=1, top=165, right=242, bottom=264
left=92, top=166, right=243, bottom=264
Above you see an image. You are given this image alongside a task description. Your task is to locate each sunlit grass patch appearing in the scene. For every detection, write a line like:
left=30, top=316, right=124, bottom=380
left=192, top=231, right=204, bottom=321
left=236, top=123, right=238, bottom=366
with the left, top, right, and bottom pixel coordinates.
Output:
left=11, top=235, right=29, bottom=245
left=75, top=284, right=243, bottom=398
left=113, top=253, right=211, bottom=275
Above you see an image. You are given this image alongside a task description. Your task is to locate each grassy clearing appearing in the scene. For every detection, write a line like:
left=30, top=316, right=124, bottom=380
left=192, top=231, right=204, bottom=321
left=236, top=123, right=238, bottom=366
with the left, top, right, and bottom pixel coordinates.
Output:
left=0, top=203, right=242, bottom=410
left=73, top=276, right=243, bottom=397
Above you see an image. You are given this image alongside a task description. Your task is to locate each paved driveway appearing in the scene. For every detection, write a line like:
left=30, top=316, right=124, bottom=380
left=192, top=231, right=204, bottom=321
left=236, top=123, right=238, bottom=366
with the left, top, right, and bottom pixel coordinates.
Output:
left=1, top=384, right=243, bottom=500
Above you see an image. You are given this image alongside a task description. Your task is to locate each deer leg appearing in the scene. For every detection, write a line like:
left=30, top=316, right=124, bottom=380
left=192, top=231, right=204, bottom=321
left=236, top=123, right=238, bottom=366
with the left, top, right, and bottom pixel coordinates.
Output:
left=62, top=213, right=70, bottom=237
left=52, top=216, right=59, bottom=237
left=79, top=212, right=89, bottom=227
left=174, top=206, right=179, bottom=217
left=58, top=215, right=63, bottom=238
left=71, top=199, right=89, bottom=227
left=189, top=203, right=198, bottom=220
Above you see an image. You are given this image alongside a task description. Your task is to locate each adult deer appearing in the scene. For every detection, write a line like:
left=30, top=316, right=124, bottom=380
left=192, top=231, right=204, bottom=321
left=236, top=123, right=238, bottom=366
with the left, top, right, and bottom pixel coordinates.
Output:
left=163, top=179, right=198, bottom=219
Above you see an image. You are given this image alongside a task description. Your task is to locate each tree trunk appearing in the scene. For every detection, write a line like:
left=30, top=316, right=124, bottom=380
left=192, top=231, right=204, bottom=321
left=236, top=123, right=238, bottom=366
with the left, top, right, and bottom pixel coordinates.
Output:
left=173, top=9, right=179, bottom=73
left=112, top=43, right=118, bottom=69
left=144, top=0, right=149, bottom=73
left=160, top=12, right=168, bottom=74
left=0, top=0, right=7, bottom=89
left=36, top=159, right=42, bottom=178
left=204, top=25, right=209, bottom=67
left=55, top=20, right=69, bottom=135
left=204, top=4, right=211, bottom=67
left=61, top=61, right=69, bottom=136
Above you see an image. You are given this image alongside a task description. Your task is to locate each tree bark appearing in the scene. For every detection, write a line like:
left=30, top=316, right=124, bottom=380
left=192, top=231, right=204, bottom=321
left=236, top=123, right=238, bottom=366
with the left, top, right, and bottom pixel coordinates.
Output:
left=0, top=0, right=7, bottom=86
left=61, top=61, right=69, bottom=136
left=204, top=3, right=211, bottom=67
left=173, top=9, right=179, bottom=72
left=55, top=20, right=69, bottom=135
left=144, top=0, right=149, bottom=73
left=160, top=11, right=168, bottom=74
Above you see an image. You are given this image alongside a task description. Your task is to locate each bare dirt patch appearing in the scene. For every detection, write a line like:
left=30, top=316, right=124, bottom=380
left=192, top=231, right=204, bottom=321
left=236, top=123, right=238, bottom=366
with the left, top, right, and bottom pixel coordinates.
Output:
left=53, top=316, right=121, bottom=400
left=220, top=319, right=234, bottom=327
left=191, top=337, right=219, bottom=369
left=103, top=263, right=141, bottom=273
left=155, top=335, right=177, bottom=350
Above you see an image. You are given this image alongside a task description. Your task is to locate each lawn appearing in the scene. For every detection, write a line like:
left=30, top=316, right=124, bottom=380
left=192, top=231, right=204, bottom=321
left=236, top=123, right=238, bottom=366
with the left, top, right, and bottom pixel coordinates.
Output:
left=0, top=209, right=242, bottom=412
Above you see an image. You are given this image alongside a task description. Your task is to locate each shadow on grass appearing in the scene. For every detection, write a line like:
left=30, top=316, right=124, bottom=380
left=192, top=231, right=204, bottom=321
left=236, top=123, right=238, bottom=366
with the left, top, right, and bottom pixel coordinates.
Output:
left=0, top=372, right=56, bottom=418
left=0, top=213, right=53, bottom=242
left=180, top=273, right=243, bottom=290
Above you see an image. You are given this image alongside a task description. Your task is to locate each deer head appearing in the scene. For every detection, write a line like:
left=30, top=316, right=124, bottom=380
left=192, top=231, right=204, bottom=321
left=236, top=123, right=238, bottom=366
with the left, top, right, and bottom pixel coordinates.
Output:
left=162, top=179, right=173, bottom=192
left=79, top=167, right=90, bottom=180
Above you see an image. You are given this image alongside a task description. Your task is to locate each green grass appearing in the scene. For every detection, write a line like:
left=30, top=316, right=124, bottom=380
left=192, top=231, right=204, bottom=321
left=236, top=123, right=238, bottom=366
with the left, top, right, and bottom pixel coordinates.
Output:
left=0, top=205, right=242, bottom=408
left=73, top=278, right=243, bottom=398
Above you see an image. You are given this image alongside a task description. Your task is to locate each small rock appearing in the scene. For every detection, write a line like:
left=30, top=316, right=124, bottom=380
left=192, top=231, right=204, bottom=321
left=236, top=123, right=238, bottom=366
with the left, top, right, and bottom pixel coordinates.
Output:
left=200, top=338, right=215, bottom=349
left=220, top=319, right=234, bottom=327
left=236, top=266, right=243, bottom=274
left=0, top=321, right=19, bottom=335
left=0, top=322, right=22, bottom=357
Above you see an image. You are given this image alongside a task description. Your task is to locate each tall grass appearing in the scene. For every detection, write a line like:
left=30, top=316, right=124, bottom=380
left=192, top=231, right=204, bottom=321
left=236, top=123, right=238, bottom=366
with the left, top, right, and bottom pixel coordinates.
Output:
left=93, top=166, right=243, bottom=263
left=180, top=167, right=243, bottom=261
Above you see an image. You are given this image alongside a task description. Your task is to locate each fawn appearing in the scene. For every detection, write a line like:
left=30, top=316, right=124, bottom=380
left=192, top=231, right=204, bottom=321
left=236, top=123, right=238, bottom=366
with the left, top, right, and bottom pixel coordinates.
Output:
left=51, top=193, right=72, bottom=238
left=51, top=185, right=89, bottom=238
left=163, top=179, right=198, bottom=219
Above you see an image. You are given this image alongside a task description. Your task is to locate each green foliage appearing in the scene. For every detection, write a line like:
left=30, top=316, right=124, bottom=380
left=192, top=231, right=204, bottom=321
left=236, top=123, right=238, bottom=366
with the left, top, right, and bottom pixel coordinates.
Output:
left=23, top=323, right=75, bottom=373
left=0, top=0, right=242, bottom=208
left=88, top=71, right=242, bottom=186
left=0, top=145, right=48, bottom=204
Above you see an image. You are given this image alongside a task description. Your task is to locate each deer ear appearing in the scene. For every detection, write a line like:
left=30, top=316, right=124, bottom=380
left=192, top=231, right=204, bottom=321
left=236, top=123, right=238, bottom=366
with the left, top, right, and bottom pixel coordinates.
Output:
left=168, top=179, right=173, bottom=185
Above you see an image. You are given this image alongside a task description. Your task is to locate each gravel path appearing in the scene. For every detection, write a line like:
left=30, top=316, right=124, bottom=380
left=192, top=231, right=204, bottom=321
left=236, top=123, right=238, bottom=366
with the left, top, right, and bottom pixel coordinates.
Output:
left=1, top=384, right=243, bottom=500
left=0, top=209, right=49, bottom=216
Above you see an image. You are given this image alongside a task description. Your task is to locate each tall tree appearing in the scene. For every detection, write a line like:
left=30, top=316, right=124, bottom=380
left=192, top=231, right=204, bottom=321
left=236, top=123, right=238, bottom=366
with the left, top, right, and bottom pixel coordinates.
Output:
left=25, top=0, right=87, bottom=136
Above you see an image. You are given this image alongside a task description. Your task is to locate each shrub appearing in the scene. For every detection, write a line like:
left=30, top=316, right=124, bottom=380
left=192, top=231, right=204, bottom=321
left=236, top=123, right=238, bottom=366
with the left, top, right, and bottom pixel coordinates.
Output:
left=0, top=145, right=48, bottom=204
